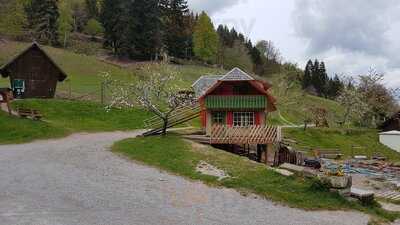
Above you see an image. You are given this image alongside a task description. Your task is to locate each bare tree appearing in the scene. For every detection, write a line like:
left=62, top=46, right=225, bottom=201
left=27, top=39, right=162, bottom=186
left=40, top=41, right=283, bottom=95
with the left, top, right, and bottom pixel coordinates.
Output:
left=103, top=64, right=194, bottom=135
left=256, top=40, right=282, bottom=63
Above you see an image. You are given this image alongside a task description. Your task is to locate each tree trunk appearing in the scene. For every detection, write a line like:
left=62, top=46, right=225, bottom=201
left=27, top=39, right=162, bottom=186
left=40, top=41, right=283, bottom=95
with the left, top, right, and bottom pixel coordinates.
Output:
left=162, top=118, right=168, bottom=136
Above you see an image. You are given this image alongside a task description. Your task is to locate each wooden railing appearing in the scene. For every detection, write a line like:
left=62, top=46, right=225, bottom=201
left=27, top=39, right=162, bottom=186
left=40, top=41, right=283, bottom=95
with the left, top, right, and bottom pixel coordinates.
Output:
left=210, top=125, right=282, bottom=145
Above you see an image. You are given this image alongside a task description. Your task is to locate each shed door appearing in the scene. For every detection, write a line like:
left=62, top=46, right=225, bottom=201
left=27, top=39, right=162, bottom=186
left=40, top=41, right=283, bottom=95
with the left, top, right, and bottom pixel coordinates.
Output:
left=12, top=79, right=25, bottom=98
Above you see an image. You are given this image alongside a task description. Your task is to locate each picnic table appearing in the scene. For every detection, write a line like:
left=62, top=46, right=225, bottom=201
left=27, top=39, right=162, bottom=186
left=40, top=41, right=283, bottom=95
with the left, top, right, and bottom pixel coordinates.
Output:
left=17, top=108, right=42, bottom=120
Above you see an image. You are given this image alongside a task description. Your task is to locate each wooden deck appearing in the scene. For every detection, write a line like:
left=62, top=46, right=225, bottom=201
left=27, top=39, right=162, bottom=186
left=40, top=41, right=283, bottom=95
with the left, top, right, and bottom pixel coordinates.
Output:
left=210, top=125, right=282, bottom=145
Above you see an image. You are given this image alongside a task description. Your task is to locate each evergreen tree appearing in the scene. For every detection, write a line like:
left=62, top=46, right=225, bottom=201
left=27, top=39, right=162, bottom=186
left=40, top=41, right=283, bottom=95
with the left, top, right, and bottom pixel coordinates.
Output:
left=126, top=0, right=161, bottom=60
left=193, top=11, right=219, bottom=63
left=27, top=0, right=60, bottom=46
left=163, top=0, right=190, bottom=58
left=319, top=61, right=329, bottom=97
left=311, top=59, right=323, bottom=95
left=85, top=0, right=99, bottom=19
left=302, top=60, right=313, bottom=89
left=100, top=0, right=128, bottom=55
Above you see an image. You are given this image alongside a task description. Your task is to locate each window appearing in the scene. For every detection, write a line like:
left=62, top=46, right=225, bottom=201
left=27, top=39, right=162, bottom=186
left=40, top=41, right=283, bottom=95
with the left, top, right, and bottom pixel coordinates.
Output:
left=233, top=112, right=255, bottom=127
left=212, top=112, right=225, bottom=124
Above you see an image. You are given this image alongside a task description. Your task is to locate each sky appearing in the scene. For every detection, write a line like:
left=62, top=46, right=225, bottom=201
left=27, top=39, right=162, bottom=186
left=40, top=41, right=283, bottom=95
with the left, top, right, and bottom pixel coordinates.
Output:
left=187, top=0, right=400, bottom=89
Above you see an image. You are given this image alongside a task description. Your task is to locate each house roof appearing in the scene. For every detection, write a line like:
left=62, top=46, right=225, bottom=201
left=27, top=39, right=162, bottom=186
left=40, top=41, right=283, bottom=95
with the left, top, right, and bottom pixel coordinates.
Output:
left=380, top=130, right=400, bottom=135
left=192, top=75, right=223, bottom=97
left=220, top=67, right=255, bottom=81
left=0, top=42, right=67, bottom=81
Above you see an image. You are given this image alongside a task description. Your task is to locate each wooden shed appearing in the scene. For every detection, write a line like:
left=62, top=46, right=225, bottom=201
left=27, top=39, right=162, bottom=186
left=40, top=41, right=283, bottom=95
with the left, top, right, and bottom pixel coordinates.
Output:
left=0, top=42, right=67, bottom=98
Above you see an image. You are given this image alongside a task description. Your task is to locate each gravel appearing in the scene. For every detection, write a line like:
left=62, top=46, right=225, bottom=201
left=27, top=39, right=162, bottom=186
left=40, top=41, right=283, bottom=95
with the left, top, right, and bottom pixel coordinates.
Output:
left=0, top=131, right=371, bottom=225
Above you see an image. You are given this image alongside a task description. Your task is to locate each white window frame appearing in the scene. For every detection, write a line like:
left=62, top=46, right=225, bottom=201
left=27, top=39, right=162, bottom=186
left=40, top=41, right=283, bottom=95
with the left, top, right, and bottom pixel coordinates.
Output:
left=212, top=111, right=225, bottom=125
left=233, top=112, right=255, bottom=127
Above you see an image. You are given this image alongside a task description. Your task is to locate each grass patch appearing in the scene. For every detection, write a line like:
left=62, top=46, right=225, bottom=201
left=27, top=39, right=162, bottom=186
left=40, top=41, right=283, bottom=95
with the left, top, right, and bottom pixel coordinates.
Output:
left=112, top=135, right=400, bottom=221
left=13, top=99, right=151, bottom=132
left=284, top=128, right=400, bottom=162
left=0, top=111, right=67, bottom=144
left=0, top=99, right=152, bottom=144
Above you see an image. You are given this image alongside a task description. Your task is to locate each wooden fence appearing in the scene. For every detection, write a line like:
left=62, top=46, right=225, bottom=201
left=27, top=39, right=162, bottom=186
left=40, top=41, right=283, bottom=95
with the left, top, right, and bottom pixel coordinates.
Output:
left=210, top=125, right=282, bottom=145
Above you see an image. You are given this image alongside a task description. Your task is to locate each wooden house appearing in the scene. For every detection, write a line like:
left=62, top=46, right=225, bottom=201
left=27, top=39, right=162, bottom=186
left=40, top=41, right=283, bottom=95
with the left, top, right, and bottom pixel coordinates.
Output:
left=0, top=42, right=67, bottom=98
left=380, top=111, right=400, bottom=132
left=192, top=68, right=280, bottom=147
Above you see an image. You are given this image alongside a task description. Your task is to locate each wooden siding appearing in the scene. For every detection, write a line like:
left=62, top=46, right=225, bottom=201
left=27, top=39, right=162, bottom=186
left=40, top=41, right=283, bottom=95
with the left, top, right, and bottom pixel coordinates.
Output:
left=210, top=125, right=282, bottom=144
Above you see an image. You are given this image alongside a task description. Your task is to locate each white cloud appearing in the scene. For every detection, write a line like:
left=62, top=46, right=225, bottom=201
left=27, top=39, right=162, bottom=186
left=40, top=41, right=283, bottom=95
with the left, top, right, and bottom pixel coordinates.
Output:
left=292, top=0, right=400, bottom=88
left=187, top=0, right=247, bottom=15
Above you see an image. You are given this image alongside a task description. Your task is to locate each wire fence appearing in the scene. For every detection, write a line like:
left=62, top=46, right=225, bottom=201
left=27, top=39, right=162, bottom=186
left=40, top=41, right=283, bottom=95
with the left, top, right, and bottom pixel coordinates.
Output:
left=55, top=81, right=115, bottom=105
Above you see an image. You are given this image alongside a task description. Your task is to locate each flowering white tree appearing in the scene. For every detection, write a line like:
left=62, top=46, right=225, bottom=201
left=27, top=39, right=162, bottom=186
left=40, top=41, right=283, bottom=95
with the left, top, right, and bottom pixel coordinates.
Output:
left=337, top=85, right=370, bottom=127
left=103, top=65, right=194, bottom=135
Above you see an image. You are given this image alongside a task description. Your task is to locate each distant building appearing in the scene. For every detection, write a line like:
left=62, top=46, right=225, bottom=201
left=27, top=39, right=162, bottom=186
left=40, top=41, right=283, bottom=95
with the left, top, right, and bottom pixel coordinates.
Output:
left=379, top=111, right=400, bottom=132
left=0, top=42, right=67, bottom=98
left=379, top=131, right=400, bottom=153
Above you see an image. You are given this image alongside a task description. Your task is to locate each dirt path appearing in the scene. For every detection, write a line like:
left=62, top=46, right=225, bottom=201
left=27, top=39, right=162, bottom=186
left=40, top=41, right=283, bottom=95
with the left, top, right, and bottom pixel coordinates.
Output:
left=0, top=131, right=373, bottom=225
left=0, top=102, right=18, bottom=116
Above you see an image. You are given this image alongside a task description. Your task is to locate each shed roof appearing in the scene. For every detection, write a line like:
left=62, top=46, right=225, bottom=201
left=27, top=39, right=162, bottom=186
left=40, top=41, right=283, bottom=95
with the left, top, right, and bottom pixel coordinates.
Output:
left=0, top=42, right=67, bottom=81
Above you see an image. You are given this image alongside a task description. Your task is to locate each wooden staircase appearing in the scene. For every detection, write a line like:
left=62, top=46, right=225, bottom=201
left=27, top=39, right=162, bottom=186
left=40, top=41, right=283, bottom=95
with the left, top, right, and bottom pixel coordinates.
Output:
left=142, top=104, right=202, bottom=136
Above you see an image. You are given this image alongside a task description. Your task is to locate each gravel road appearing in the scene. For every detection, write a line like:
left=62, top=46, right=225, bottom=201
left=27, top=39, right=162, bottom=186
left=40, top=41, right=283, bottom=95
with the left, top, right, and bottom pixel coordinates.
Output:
left=0, top=131, right=372, bottom=225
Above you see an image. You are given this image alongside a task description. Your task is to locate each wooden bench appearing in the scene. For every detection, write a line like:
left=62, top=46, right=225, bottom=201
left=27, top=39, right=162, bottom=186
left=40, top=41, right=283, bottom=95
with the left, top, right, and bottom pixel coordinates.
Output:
left=17, top=108, right=42, bottom=120
left=314, top=149, right=343, bottom=159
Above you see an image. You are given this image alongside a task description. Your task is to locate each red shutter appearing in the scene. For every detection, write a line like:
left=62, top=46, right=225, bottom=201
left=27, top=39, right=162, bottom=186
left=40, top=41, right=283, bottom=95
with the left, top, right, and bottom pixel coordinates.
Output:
left=227, top=112, right=233, bottom=127
left=255, top=112, right=261, bottom=125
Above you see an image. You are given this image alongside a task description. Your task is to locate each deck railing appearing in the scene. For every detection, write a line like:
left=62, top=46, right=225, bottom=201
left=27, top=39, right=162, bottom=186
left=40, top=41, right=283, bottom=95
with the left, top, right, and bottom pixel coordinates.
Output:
left=210, top=125, right=282, bottom=145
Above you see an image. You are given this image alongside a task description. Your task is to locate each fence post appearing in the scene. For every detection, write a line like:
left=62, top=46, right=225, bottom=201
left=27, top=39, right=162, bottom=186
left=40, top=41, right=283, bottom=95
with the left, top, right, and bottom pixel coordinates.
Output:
left=101, top=81, right=105, bottom=105
left=68, top=80, right=72, bottom=99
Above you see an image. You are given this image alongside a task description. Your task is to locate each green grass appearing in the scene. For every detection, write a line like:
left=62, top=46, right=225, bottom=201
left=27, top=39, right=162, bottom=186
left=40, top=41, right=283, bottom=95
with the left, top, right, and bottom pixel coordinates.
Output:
left=0, top=99, right=151, bottom=144
left=0, top=110, right=67, bottom=144
left=284, top=128, right=400, bottom=162
left=112, top=135, right=400, bottom=221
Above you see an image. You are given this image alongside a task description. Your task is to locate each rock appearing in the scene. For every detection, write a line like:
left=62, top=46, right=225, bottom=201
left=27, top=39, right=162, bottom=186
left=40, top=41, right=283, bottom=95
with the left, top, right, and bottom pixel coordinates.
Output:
left=319, top=175, right=352, bottom=189
left=354, top=155, right=368, bottom=160
left=379, top=201, right=400, bottom=212
left=273, top=168, right=294, bottom=177
left=350, top=188, right=375, bottom=205
left=196, top=161, right=230, bottom=181
left=279, top=163, right=305, bottom=173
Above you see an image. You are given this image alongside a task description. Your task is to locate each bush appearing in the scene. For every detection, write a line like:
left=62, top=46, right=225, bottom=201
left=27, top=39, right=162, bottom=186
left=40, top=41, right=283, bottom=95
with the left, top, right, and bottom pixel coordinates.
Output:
left=83, top=19, right=104, bottom=37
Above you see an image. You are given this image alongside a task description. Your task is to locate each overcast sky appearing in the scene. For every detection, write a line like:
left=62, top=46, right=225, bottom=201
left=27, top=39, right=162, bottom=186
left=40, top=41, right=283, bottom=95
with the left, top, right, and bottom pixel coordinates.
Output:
left=187, top=0, right=400, bottom=89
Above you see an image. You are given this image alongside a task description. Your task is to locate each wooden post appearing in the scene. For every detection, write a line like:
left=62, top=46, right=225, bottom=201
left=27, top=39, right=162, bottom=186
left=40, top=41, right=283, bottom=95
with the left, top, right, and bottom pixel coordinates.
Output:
left=68, top=80, right=72, bottom=99
left=101, top=81, right=105, bottom=105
